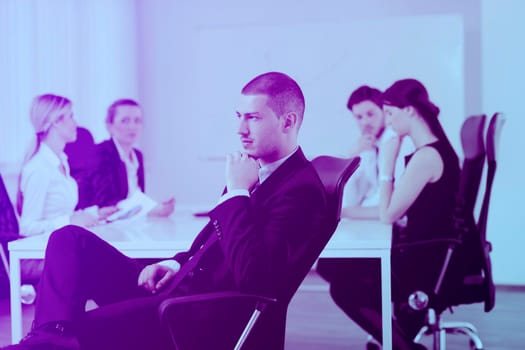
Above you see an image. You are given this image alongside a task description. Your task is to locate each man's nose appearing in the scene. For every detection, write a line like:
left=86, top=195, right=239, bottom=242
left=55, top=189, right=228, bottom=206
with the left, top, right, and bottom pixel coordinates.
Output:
left=238, top=119, right=249, bottom=135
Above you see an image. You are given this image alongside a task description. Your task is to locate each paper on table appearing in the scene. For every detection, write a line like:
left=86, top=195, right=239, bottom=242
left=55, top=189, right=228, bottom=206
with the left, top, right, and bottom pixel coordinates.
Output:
left=106, top=191, right=158, bottom=222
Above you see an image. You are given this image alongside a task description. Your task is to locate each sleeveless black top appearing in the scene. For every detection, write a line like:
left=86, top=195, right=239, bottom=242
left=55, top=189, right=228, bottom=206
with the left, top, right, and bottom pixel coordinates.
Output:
left=401, top=139, right=460, bottom=242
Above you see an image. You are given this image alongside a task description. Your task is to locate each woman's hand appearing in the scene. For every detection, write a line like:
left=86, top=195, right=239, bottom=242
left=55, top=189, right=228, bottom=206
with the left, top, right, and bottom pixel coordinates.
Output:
left=70, top=210, right=98, bottom=227
left=97, top=206, right=119, bottom=220
left=147, top=198, right=175, bottom=218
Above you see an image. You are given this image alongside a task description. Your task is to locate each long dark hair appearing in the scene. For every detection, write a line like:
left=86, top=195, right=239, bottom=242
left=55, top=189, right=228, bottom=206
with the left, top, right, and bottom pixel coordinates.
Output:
left=383, top=79, right=454, bottom=151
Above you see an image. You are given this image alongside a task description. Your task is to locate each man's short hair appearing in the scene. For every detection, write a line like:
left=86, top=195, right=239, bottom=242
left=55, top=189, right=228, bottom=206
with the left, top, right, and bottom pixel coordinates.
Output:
left=106, top=99, right=141, bottom=124
left=346, top=85, right=383, bottom=111
left=241, top=72, right=305, bottom=124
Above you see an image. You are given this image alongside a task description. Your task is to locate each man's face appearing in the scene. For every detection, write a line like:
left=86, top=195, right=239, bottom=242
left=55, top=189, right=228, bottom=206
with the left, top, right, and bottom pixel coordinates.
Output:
left=351, top=100, right=385, bottom=139
left=107, top=105, right=143, bottom=148
left=236, top=94, right=285, bottom=165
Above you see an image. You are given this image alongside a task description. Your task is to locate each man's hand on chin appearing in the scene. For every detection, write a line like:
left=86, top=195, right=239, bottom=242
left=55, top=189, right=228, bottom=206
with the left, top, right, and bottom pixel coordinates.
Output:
left=225, top=151, right=260, bottom=191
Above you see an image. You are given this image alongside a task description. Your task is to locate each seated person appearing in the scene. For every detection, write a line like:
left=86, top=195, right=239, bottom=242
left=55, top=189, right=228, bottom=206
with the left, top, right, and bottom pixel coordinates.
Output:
left=2, top=72, right=329, bottom=350
left=341, top=85, right=413, bottom=219
left=19, top=94, right=115, bottom=237
left=18, top=95, right=116, bottom=286
left=320, top=79, right=460, bottom=350
left=90, top=99, right=174, bottom=218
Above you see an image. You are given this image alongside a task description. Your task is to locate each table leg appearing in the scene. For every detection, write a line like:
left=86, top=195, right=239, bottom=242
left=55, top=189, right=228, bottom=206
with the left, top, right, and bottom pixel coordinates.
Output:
left=381, top=251, right=392, bottom=350
left=9, top=253, right=22, bottom=343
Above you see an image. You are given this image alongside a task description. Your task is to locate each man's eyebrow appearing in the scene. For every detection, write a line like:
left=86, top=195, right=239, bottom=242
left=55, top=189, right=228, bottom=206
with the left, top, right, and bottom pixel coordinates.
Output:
left=237, top=111, right=261, bottom=117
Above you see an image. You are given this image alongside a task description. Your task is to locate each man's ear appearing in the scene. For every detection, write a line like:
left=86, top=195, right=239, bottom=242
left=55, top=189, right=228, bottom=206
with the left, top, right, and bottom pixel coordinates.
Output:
left=282, top=112, right=298, bottom=132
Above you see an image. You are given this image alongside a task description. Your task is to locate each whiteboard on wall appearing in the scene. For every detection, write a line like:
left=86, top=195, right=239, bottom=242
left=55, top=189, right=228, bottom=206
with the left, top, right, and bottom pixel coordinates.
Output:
left=191, top=14, right=464, bottom=159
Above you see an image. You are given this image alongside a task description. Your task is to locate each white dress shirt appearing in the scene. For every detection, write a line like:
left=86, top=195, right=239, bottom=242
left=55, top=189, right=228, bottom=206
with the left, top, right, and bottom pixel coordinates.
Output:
left=342, top=127, right=414, bottom=208
left=20, top=143, right=78, bottom=236
left=113, top=137, right=140, bottom=198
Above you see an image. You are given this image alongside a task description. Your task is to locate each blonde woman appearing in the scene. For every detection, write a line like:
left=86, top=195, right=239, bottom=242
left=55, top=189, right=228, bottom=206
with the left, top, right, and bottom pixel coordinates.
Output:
left=19, top=94, right=116, bottom=237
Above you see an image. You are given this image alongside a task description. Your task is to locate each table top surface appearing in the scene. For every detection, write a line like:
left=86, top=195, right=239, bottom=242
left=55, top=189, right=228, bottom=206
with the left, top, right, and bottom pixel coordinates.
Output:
left=9, top=214, right=392, bottom=254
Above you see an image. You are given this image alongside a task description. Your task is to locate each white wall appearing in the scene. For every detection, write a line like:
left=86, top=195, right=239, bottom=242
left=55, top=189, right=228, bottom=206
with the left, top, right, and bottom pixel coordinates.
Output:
left=136, top=0, right=480, bottom=209
left=2, top=0, right=523, bottom=285
left=481, top=0, right=525, bottom=285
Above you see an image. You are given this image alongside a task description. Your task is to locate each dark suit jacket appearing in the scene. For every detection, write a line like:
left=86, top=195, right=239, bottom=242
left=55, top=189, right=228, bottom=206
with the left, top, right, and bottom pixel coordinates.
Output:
left=91, top=139, right=145, bottom=207
left=171, top=148, right=328, bottom=350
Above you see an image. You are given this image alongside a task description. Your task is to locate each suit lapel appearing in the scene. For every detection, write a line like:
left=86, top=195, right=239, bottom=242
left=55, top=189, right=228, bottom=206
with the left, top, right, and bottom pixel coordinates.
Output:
left=109, top=139, right=129, bottom=197
left=251, top=148, right=308, bottom=201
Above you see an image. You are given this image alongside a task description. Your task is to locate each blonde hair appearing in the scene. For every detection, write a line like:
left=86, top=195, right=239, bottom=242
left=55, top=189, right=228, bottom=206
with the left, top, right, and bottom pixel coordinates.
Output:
left=17, top=94, right=72, bottom=214
left=25, top=94, right=72, bottom=162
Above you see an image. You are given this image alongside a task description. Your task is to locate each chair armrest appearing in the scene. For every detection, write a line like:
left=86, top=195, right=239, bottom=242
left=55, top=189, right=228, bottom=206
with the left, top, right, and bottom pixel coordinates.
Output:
left=392, top=238, right=462, bottom=251
left=159, top=291, right=277, bottom=316
left=158, top=291, right=278, bottom=350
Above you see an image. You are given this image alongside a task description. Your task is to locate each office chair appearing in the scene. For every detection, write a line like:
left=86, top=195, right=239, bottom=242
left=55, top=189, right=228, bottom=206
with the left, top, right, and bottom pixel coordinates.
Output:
left=0, top=172, right=20, bottom=285
left=64, top=126, right=96, bottom=209
left=158, top=156, right=360, bottom=350
left=400, top=113, right=504, bottom=350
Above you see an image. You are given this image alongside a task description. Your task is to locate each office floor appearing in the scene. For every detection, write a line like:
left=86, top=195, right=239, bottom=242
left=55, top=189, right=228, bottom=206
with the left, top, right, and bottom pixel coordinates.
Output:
left=0, top=272, right=524, bottom=349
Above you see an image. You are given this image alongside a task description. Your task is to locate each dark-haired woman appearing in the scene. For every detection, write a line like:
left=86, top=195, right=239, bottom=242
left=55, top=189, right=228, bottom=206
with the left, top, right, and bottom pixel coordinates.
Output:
left=89, top=99, right=174, bottom=217
left=327, top=79, right=460, bottom=350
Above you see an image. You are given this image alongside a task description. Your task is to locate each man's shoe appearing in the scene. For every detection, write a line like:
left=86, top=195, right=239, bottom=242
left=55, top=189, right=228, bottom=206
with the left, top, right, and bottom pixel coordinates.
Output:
left=1, top=322, right=79, bottom=350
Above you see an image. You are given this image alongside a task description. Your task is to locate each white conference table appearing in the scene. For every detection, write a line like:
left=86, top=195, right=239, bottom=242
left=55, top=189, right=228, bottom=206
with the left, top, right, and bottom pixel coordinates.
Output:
left=8, top=213, right=392, bottom=349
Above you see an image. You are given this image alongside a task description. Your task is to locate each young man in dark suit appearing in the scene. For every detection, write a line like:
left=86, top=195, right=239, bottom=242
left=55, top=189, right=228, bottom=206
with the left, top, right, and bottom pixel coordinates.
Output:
left=3, top=72, right=328, bottom=350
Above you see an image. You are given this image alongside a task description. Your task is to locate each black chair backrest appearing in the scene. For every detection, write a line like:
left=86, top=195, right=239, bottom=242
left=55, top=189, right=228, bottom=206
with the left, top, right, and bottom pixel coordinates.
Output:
left=452, top=115, right=486, bottom=273
left=64, top=126, right=96, bottom=209
left=283, top=156, right=360, bottom=303
left=457, top=115, right=487, bottom=217
left=478, top=112, right=504, bottom=312
left=64, top=126, right=95, bottom=169
left=0, top=173, right=19, bottom=242
left=311, top=156, right=361, bottom=228
left=0, top=172, right=20, bottom=287
left=440, top=116, right=487, bottom=308
left=479, top=112, right=504, bottom=241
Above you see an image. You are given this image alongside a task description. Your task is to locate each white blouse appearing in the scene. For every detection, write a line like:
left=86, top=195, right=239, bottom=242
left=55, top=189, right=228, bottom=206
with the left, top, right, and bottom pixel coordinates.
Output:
left=113, top=137, right=140, bottom=198
left=20, top=143, right=78, bottom=236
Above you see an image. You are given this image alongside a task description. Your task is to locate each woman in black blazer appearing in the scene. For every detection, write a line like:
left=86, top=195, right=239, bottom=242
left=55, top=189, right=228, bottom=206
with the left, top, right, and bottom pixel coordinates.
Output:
left=91, top=99, right=174, bottom=216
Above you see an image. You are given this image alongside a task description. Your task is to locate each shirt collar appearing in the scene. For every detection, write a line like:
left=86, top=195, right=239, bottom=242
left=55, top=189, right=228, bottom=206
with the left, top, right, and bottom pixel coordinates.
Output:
left=258, top=146, right=298, bottom=184
left=39, top=143, right=68, bottom=168
left=112, top=137, right=137, bottom=165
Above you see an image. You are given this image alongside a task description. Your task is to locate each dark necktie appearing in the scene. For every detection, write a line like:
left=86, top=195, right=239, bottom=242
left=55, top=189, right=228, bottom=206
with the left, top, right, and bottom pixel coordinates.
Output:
left=250, top=179, right=261, bottom=194
left=164, top=223, right=219, bottom=294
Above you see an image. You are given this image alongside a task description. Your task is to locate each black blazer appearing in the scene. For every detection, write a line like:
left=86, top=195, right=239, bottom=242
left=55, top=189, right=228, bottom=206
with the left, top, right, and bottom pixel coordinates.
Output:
left=91, top=139, right=145, bottom=208
left=171, top=148, right=328, bottom=350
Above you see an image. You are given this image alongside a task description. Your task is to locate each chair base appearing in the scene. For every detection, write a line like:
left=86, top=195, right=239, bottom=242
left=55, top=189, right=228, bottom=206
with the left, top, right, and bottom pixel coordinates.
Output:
left=413, top=309, right=484, bottom=350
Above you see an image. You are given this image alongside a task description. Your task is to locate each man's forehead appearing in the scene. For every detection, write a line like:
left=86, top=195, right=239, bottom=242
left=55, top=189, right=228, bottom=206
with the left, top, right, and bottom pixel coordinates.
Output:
left=236, top=94, right=269, bottom=113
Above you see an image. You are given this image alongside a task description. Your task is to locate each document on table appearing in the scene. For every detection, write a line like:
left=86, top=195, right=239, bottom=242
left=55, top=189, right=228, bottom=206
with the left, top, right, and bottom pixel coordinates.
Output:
left=106, top=191, right=158, bottom=222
